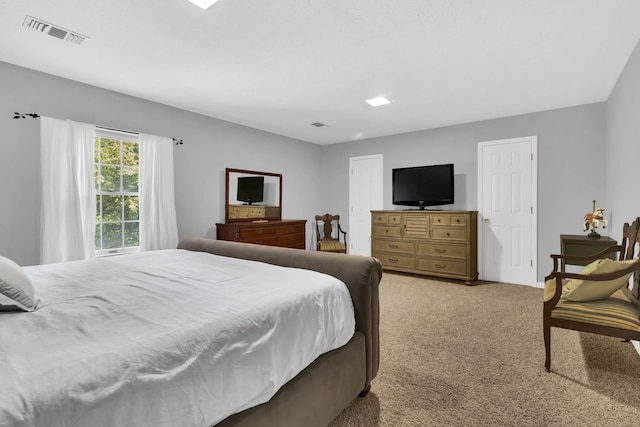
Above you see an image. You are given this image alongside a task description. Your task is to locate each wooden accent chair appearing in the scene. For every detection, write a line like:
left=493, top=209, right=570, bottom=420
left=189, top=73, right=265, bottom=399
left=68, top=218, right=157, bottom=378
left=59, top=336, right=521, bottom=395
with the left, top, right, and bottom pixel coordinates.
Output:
left=543, top=217, right=640, bottom=372
left=315, top=214, right=347, bottom=253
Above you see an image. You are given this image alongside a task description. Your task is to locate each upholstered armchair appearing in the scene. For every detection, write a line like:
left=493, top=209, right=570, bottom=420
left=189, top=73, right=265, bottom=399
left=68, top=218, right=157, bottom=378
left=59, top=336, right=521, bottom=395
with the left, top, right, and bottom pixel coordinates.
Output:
left=543, top=217, right=640, bottom=372
left=315, top=214, right=347, bottom=253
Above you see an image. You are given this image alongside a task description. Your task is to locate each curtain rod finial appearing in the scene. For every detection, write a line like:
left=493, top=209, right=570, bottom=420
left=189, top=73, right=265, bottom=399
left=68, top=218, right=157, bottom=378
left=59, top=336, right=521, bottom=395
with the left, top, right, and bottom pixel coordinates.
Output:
left=13, top=112, right=40, bottom=119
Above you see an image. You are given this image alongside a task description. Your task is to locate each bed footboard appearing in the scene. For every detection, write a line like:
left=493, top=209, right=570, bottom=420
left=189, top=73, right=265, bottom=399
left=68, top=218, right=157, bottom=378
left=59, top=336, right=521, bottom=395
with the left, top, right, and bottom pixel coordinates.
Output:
left=177, top=237, right=382, bottom=389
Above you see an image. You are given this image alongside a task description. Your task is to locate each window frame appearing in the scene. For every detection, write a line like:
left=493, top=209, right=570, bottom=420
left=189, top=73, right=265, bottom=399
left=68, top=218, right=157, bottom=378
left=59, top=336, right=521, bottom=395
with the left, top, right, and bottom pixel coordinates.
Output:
left=94, top=129, right=140, bottom=257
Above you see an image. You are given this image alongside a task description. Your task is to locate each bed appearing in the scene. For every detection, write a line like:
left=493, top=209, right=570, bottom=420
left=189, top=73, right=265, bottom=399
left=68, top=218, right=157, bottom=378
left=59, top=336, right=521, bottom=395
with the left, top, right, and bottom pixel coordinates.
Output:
left=0, top=237, right=382, bottom=427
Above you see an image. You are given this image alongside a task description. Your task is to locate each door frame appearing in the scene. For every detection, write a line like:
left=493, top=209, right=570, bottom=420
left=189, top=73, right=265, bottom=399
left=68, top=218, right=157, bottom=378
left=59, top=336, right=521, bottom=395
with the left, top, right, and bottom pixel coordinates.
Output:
left=477, top=136, right=538, bottom=286
left=349, top=154, right=383, bottom=256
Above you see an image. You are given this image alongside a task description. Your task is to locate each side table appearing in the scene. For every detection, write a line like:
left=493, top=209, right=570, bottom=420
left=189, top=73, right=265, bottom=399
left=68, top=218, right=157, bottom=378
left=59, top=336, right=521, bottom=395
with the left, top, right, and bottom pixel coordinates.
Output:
left=559, top=234, right=618, bottom=272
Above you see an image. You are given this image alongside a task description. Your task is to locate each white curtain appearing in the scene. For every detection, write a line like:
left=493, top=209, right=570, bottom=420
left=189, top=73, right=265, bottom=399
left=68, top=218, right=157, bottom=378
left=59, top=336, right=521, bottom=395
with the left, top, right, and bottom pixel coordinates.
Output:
left=40, top=117, right=96, bottom=264
left=139, top=133, right=179, bottom=251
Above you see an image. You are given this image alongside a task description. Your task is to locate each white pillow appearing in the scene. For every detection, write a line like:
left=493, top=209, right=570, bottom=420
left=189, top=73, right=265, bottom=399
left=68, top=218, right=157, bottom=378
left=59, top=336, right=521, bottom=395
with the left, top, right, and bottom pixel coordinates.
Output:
left=0, top=256, right=36, bottom=312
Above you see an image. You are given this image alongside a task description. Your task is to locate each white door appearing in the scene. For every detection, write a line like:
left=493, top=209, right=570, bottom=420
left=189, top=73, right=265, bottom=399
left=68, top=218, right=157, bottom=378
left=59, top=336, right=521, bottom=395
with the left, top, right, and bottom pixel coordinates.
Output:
left=478, top=136, right=537, bottom=285
left=349, top=154, right=383, bottom=256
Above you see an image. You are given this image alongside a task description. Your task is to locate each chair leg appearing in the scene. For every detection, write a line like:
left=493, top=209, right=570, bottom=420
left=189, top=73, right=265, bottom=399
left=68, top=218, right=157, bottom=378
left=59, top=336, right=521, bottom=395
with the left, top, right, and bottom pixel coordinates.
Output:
left=543, top=316, right=551, bottom=372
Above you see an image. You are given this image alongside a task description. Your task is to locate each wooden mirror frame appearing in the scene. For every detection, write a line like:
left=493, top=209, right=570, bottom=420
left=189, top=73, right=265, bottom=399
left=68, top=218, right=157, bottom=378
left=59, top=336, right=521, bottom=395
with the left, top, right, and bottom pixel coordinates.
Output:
left=225, top=168, right=282, bottom=223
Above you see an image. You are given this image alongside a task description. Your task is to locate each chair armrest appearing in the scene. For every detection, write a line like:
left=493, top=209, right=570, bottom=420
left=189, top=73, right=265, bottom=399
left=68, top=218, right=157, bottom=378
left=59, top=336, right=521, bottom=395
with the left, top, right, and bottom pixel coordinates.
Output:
left=548, top=245, right=623, bottom=272
left=546, top=257, right=640, bottom=282
left=338, top=224, right=347, bottom=239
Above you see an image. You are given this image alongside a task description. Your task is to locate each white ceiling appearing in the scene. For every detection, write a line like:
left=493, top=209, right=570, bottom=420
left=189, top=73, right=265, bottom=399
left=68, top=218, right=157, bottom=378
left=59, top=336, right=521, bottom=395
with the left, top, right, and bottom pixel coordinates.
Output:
left=2, top=0, right=640, bottom=145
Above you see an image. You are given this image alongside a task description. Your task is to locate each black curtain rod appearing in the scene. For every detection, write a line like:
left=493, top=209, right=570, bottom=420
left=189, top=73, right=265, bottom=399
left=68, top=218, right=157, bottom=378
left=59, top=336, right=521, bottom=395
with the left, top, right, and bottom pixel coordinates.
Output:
left=13, top=112, right=184, bottom=145
left=13, top=112, right=40, bottom=119
left=96, top=126, right=184, bottom=145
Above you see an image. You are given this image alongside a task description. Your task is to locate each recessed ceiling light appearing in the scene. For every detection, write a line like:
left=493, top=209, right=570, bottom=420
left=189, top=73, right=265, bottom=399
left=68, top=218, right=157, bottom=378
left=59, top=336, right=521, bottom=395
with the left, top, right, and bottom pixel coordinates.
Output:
left=365, top=96, right=392, bottom=107
left=188, top=0, right=220, bottom=9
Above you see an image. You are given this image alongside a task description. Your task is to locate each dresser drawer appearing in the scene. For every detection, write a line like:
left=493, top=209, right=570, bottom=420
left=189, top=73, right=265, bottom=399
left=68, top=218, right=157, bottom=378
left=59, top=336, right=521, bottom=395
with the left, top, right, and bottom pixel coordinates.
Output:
left=374, top=226, right=401, bottom=237
left=373, top=239, right=415, bottom=254
left=417, top=258, right=467, bottom=275
left=373, top=213, right=402, bottom=225
left=275, top=232, right=305, bottom=246
left=239, top=236, right=277, bottom=245
left=431, top=215, right=450, bottom=225
left=248, top=207, right=265, bottom=217
left=231, top=209, right=249, bottom=219
left=275, top=223, right=305, bottom=235
left=281, top=241, right=305, bottom=249
left=431, top=214, right=469, bottom=227
left=374, top=253, right=415, bottom=270
left=238, top=227, right=276, bottom=239
left=449, top=215, right=468, bottom=226
left=388, top=214, right=402, bottom=225
left=417, top=242, right=466, bottom=259
left=431, top=227, right=467, bottom=241
left=373, top=213, right=388, bottom=224
left=228, top=206, right=240, bottom=219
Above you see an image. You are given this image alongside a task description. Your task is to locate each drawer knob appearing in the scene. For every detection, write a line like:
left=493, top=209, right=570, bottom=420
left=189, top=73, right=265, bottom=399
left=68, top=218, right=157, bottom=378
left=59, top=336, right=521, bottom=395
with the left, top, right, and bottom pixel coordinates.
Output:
left=435, top=248, right=446, bottom=253
left=435, top=263, right=446, bottom=269
left=257, top=230, right=263, bottom=235
left=389, top=244, right=399, bottom=249
left=389, top=258, right=399, bottom=264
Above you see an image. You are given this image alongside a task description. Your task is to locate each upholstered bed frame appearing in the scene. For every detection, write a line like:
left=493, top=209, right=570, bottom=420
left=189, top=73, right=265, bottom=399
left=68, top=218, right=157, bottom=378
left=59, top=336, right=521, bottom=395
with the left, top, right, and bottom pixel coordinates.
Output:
left=177, top=238, right=382, bottom=427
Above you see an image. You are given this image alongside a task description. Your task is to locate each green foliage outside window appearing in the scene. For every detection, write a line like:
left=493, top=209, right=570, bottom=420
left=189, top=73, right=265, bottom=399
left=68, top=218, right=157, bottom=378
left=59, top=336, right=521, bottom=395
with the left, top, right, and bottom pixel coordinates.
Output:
left=95, top=136, right=140, bottom=252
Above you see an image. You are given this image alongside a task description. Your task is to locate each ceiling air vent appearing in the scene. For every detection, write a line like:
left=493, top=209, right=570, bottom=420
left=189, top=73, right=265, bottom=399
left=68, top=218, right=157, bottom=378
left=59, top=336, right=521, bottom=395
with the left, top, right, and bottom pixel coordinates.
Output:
left=311, top=122, right=328, bottom=128
left=23, top=15, right=89, bottom=45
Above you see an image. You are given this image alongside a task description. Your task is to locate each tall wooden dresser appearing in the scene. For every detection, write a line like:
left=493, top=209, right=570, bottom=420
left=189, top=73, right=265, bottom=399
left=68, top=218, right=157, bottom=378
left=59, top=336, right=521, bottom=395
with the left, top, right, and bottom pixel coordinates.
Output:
left=371, top=210, right=478, bottom=284
left=216, top=220, right=306, bottom=249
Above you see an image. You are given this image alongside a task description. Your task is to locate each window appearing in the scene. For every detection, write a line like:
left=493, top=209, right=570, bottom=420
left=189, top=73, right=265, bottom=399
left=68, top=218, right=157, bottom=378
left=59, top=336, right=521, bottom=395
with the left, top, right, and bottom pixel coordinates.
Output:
left=41, top=117, right=178, bottom=263
left=94, top=131, right=140, bottom=256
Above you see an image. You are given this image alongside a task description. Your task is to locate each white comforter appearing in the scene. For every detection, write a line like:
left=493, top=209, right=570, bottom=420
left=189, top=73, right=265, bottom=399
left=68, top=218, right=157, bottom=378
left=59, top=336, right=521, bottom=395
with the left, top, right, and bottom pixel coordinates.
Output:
left=0, top=249, right=355, bottom=427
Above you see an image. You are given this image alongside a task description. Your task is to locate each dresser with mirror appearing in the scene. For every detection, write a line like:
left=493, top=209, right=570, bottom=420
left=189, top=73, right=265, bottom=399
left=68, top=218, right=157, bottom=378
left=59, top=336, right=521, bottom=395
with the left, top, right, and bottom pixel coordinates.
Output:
left=216, top=168, right=306, bottom=249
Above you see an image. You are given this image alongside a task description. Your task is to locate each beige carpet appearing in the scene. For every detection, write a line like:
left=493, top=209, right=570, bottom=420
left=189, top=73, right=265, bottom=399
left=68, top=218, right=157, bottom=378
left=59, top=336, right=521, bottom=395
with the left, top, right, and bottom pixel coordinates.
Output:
left=329, top=273, right=640, bottom=427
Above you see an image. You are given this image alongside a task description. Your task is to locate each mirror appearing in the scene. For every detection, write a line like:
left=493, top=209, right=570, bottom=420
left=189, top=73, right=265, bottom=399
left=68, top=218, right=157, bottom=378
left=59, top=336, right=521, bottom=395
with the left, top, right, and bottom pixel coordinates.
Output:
left=225, top=168, right=282, bottom=222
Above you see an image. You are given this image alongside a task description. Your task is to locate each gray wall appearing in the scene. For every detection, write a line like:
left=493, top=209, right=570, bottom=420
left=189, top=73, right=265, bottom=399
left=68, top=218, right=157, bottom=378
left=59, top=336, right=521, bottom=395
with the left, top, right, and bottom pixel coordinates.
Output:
left=4, top=39, right=640, bottom=283
left=320, top=103, right=608, bottom=281
left=606, top=37, right=640, bottom=234
left=0, top=61, right=322, bottom=266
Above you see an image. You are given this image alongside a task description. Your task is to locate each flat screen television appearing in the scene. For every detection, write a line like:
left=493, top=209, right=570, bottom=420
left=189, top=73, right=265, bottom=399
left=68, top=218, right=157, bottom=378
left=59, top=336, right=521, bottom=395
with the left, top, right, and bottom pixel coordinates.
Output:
left=237, top=176, right=264, bottom=205
left=392, top=164, right=454, bottom=209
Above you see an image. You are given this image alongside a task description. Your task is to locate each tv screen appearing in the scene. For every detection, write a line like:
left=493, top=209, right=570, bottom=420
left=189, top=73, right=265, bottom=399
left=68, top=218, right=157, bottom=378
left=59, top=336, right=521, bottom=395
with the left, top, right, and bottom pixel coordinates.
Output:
left=392, top=164, right=454, bottom=208
left=237, top=176, right=264, bottom=205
